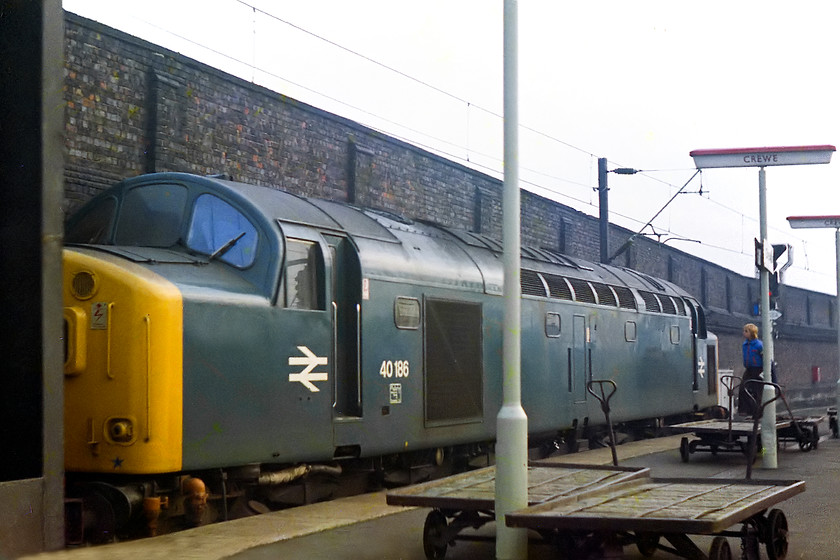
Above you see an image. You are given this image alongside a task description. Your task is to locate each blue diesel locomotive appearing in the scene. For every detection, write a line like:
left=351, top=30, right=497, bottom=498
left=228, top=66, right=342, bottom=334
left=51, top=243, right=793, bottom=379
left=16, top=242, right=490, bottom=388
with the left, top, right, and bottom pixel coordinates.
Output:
left=62, top=172, right=718, bottom=539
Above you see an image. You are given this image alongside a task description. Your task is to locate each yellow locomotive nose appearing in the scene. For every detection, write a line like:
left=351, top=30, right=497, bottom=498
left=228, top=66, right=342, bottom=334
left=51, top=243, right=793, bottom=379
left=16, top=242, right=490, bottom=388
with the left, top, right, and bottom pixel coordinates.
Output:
left=63, top=248, right=183, bottom=474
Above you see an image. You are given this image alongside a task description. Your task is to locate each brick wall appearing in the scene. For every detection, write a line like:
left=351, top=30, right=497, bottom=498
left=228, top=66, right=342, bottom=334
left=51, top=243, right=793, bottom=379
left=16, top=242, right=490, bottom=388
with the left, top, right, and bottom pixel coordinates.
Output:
left=61, top=13, right=838, bottom=401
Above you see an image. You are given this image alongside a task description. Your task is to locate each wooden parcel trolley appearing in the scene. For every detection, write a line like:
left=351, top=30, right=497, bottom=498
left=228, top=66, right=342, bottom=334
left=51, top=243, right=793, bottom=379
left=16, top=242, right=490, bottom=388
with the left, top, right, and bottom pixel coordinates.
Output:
left=506, top=476, right=804, bottom=559
left=388, top=462, right=804, bottom=559
left=385, top=462, right=649, bottom=559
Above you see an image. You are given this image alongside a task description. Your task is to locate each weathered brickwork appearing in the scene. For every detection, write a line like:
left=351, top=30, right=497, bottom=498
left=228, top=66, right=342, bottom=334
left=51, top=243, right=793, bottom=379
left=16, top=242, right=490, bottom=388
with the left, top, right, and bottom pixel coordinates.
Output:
left=61, top=13, right=838, bottom=403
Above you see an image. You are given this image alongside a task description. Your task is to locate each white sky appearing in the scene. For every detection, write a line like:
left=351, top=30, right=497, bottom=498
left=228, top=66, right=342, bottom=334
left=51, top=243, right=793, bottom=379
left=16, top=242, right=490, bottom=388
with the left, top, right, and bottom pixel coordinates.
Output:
left=63, top=0, right=840, bottom=294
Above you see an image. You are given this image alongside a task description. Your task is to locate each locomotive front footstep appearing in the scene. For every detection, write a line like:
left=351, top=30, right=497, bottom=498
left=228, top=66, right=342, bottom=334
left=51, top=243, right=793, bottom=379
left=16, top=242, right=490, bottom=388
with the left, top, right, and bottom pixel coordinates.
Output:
left=669, top=378, right=824, bottom=473
left=386, top=462, right=804, bottom=559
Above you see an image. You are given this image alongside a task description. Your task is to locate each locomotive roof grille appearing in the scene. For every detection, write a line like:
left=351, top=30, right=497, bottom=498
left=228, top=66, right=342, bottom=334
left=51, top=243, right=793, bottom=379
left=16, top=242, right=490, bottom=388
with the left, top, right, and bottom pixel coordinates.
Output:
left=431, top=225, right=504, bottom=252
left=521, top=269, right=548, bottom=297
left=591, top=282, right=617, bottom=307
left=639, top=291, right=662, bottom=313
left=625, top=269, right=668, bottom=292
left=613, top=286, right=638, bottom=310
left=544, top=274, right=573, bottom=300
left=523, top=270, right=692, bottom=313
left=538, top=248, right=593, bottom=270
left=567, top=277, right=597, bottom=304
left=660, top=294, right=677, bottom=314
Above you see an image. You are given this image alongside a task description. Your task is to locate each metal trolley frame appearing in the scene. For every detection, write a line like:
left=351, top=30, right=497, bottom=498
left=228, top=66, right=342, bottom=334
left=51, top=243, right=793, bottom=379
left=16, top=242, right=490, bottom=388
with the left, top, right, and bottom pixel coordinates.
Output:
left=385, top=462, right=649, bottom=559
left=669, top=378, right=821, bottom=473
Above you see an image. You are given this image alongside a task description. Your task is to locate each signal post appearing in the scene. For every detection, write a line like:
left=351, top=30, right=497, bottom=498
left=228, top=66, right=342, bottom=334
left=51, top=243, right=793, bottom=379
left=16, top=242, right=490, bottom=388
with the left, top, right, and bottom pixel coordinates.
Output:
left=786, top=215, right=840, bottom=431
left=690, top=145, right=835, bottom=469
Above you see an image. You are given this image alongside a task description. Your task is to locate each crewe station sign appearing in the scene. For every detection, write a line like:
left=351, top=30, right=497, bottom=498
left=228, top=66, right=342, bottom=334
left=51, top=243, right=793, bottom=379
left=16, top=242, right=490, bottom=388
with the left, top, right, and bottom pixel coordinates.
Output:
left=787, top=215, right=840, bottom=229
left=690, top=145, right=835, bottom=169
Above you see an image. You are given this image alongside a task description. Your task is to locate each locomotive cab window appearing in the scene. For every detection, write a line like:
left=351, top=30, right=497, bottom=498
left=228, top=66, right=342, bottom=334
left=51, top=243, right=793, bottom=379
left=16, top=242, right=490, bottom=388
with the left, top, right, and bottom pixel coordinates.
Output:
left=187, top=194, right=258, bottom=268
left=115, top=183, right=188, bottom=247
left=65, top=196, right=117, bottom=244
left=283, top=238, right=324, bottom=310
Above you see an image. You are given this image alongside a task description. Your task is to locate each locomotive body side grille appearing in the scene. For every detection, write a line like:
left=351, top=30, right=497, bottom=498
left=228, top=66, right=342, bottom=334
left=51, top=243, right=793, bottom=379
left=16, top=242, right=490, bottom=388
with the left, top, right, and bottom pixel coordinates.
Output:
left=424, top=299, right=483, bottom=425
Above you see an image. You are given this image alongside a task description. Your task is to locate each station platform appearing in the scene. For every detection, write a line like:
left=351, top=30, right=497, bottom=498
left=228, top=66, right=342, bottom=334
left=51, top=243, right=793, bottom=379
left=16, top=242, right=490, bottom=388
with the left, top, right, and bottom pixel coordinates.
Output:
left=21, top=433, right=840, bottom=560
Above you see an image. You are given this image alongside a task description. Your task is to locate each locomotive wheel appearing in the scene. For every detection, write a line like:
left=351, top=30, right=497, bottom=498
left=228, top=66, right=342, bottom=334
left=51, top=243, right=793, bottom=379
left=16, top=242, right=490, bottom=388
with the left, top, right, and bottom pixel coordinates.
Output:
left=635, top=532, right=659, bottom=557
left=764, top=509, right=789, bottom=560
left=423, top=509, right=449, bottom=560
left=679, top=437, right=690, bottom=463
left=709, top=536, right=732, bottom=560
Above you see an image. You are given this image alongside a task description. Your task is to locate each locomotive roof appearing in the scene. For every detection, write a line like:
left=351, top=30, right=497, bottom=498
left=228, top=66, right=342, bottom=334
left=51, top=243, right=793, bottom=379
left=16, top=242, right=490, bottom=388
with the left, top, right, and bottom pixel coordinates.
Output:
left=68, top=172, right=696, bottom=307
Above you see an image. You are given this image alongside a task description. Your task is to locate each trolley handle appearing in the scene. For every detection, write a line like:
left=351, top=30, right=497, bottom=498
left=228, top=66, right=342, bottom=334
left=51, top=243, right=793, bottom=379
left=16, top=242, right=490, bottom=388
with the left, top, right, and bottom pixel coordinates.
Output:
left=720, top=374, right=741, bottom=428
left=587, top=379, right=619, bottom=466
left=719, top=374, right=741, bottom=397
left=744, top=379, right=805, bottom=438
left=743, top=380, right=783, bottom=480
left=587, top=379, right=617, bottom=414
left=742, top=379, right=783, bottom=413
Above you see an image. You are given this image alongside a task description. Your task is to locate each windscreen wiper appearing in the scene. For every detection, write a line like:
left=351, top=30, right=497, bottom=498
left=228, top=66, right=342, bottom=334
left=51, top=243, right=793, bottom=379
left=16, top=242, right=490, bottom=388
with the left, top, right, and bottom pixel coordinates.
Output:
left=208, top=231, right=246, bottom=262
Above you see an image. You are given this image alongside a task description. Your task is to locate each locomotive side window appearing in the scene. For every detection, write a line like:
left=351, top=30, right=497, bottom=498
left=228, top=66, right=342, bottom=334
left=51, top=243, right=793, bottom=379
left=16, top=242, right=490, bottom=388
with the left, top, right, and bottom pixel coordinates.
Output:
left=115, top=184, right=188, bottom=247
left=670, top=325, right=681, bottom=344
left=624, top=321, right=637, bottom=342
left=283, top=238, right=323, bottom=310
left=545, top=312, right=561, bottom=337
left=187, top=194, right=258, bottom=268
left=395, top=297, right=421, bottom=329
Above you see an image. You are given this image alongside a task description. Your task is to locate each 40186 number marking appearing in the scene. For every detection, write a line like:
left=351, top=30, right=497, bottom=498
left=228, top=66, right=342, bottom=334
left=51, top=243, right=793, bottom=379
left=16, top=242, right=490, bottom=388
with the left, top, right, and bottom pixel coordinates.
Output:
left=380, top=360, right=410, bottom=378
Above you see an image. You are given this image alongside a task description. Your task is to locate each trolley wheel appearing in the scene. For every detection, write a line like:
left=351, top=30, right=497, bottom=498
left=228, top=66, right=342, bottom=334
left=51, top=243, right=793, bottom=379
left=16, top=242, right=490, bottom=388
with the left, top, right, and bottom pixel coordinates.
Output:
left=797, top=425, right=817, bottom=452
left=709, top=536, right=732, bottom=560
left=798, top=436, right=813, bottom=452
left=635, top=532, right=659, bottom=557
left=764, top=509, right=789, bottom=560
left=741, top=520, right=761, bottom=560
left=679, top=437, right=690, bottom=463
left=423, top=509, right=449, bottom=560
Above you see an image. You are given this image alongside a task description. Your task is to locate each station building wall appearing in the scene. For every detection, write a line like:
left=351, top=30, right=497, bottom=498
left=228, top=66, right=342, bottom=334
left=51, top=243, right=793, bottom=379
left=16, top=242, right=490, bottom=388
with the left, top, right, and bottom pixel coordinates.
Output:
left=62, top=12, right=837, bottom=407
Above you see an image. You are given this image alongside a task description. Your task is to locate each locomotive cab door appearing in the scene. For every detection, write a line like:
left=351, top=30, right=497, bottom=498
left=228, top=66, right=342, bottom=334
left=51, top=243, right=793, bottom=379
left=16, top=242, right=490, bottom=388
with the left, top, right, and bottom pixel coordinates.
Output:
left=324, top=234, right=362, bottom=419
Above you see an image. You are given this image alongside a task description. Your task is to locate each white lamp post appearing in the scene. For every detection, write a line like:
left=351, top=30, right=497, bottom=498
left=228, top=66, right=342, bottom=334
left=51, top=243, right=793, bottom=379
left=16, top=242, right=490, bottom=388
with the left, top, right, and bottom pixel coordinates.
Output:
left=496, top=1, right=528, bottom=558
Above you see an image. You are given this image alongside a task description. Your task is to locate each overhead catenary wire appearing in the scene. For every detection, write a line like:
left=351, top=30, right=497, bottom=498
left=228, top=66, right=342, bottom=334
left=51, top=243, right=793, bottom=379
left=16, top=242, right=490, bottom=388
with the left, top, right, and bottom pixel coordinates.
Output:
left=227, top=1, right=820, bottom=266
left=70, top=1, right=828, bottom=284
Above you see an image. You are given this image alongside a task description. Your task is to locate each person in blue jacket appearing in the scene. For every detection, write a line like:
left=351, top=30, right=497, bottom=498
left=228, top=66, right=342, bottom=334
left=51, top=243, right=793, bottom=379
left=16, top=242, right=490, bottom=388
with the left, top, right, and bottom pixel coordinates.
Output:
left=738, top=323, right=764, bottom=417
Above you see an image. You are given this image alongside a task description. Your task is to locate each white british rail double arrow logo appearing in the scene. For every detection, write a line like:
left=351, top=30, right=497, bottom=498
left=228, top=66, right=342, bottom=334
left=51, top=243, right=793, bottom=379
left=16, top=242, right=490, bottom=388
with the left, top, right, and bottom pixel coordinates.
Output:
left=288, top=346, right=328, bottom=392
